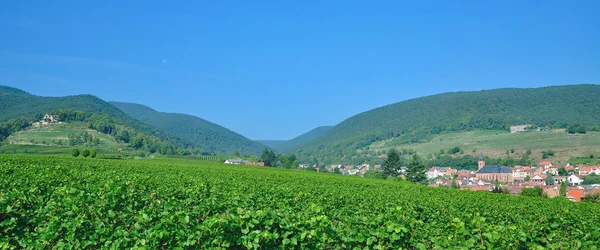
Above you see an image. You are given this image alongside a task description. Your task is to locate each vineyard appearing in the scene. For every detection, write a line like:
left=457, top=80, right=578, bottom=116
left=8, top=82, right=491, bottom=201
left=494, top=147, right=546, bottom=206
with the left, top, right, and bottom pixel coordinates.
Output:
left=1, top=155, right=599, bottom=249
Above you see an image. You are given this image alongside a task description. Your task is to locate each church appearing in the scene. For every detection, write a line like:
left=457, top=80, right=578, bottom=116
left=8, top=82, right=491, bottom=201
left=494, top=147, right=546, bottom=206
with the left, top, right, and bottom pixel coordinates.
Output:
left=476, top=153, right=513, bottom=183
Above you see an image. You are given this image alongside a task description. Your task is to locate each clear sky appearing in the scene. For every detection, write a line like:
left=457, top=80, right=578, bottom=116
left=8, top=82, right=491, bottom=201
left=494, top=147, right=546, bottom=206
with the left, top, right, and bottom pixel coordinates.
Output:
left=1, top=1, right=598, bottom=140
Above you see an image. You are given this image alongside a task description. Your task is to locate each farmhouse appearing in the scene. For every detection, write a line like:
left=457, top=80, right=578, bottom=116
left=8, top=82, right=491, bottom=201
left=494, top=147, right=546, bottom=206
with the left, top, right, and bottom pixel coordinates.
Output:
left=476, top=153, right=513, bottom=183
left=224, top=159, right=244, bottom=165
left=510, top=124, right=530, bottom=133
left=43, top=114, right=59, bottom=123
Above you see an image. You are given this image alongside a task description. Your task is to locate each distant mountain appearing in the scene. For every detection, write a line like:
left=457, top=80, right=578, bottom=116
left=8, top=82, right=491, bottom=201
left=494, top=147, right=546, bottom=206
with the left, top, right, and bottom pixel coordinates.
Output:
left=258, top=126, right=332, bottom=153
left=110, top=102, right=266, bottom=156
left=296, top=84, right=600, bottom=164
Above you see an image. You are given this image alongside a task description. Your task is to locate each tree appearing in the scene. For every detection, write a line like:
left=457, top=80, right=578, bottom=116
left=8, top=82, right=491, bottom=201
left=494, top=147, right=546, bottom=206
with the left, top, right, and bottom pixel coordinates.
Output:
left=542, top=151, right=549, bottom=159
left=260, top=148, right=277, bottom=167
left=406, top=154, right=427, bottom=185
left=558, top=167, right=567, bottom=176
left=450, top=179, right=460, bottom=189
left=234, top=151, right=240, bottom=158
left=383, top=149, right=402, bottom=178
left=545, top=175, right=555, bottom=185
left=90, top=149, right=97, bottom=158
left=560, top=182, right=567, bottom=197
left=81, top=149, right=90, bottom=158
left=524, top=175, right=531, bottom=182
left=72, top=148, right=80, bottom=157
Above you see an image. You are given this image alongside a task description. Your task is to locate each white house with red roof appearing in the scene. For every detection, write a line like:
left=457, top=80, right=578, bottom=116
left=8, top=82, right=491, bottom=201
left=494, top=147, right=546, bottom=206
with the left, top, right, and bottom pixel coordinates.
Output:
left=579, top=165, right=600, bottom=176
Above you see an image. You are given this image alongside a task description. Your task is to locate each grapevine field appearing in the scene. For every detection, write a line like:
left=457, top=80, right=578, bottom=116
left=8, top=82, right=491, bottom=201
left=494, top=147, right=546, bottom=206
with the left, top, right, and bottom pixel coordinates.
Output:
left=1, top=155, right=599, bottom=249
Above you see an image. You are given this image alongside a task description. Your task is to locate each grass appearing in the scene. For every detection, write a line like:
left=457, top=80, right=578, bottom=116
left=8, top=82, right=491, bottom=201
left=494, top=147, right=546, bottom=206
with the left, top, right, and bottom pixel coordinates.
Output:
left=370, top=130, right=600, bottom=164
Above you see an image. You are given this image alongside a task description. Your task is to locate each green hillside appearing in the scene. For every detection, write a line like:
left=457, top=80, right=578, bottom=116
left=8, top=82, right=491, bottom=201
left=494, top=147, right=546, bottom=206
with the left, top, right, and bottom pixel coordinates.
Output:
left=258, top=126, right=332, bottom=153
left=297, top=84, right=600, bottom=164
left=0, top=85, right=188, bottom=154
left=370, top=129, right=600, bottom=165
left=0, top=85, right=183, bottom=143
left=6, top=123, right=121, bottom=148
left=109, top=102, right=266, bottom=156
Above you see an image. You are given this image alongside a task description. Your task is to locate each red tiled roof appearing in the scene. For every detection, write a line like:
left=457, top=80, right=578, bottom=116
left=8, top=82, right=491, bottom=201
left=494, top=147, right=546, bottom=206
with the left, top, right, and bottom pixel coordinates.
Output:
left=539, top=161, right=552, bottom=166
left=567, top=190, right=585, bottom=202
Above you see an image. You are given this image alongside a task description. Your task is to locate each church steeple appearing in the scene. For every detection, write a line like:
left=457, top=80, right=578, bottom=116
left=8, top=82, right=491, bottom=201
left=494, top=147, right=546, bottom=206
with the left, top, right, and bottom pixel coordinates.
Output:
left=478, top=153, right=485, bottom=170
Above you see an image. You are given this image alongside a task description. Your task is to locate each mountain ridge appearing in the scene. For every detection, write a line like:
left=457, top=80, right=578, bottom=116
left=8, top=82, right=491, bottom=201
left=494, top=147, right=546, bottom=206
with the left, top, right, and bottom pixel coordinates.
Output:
left=109, top=101, right=266, bottom=156
left=257, top=126, right=332, bottom=153
left=296, top=84, right=600, bottom=164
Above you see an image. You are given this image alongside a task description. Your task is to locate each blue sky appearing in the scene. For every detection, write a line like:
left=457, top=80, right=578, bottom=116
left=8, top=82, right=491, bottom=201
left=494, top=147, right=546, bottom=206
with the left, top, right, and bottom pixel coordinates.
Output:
left=1, top=1, right=599, bottom=140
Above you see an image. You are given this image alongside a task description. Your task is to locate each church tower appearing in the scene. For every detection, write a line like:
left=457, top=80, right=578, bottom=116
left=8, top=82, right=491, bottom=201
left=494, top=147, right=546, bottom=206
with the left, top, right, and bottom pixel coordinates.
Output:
left=478, top=152, right=485, bottom=170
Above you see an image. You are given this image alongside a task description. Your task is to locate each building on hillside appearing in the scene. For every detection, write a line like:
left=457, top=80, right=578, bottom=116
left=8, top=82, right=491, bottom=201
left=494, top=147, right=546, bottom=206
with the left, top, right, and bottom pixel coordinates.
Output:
left=530, top=174, right=546, bottom=185
left=427, top=167, right=451, bottom=179
left=510, top=125, right=530, bottom=133
left=579, top=165, right=600, bottom=175
left=539, top=161, right=553, bottom=168
left=511, top=166, right=529, bottom=182
left=554, top=176, right=567, bottom=184
left=476, top=153, right=513, bottom=183
left=567, top=175, right=584, bottom=186
left=224, top=159, right=244, bottom=165
left=43, top=114, right=59, bottom=123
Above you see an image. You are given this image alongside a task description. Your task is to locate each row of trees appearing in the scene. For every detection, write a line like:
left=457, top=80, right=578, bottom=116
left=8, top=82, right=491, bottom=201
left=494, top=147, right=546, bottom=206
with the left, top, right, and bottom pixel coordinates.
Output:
left=72, top=148, right=97, bottom=158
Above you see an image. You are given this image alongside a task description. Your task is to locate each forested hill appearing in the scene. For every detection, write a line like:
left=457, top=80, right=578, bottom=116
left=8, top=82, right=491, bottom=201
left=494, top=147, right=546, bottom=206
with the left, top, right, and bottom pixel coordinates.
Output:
left=110, top=102, right=266, bottom=156
left=296, top=84, right=600, bottom=164
left=258, top=126, right=332, bottom=153
left=0, top=85, right=189, bottom=150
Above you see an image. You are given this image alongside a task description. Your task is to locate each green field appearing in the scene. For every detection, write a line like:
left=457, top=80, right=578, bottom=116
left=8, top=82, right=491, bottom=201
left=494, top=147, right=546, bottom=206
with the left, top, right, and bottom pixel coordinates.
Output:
left=370, top=130, right=600, bottom=164
left=6, top=123, right=122, bottom=148
left=1, top=155, right=599, bottom=248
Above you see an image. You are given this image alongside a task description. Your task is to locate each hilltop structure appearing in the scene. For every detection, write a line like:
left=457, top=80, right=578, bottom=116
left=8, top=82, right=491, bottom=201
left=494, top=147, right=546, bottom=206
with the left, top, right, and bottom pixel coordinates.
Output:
left=476, top=153, right=513, bottom=183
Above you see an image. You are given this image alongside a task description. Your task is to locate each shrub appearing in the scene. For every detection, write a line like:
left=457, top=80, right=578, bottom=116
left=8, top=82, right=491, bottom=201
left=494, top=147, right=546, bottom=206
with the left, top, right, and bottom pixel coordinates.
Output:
left=81, top=149, right=91, bottom=158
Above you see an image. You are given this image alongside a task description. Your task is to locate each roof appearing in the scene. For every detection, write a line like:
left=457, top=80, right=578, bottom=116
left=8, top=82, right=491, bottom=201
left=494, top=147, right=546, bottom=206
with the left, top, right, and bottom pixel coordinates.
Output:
left=567, top=190, right=585, bottom=202
left=476, top=165, right=512, bottom=174
left=539, top=161, right=552, bottom=166
left=225, top=159, right=244, bottom=163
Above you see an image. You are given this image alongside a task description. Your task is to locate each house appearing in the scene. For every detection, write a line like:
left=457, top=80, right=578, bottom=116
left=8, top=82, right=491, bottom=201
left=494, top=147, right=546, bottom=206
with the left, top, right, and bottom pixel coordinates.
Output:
left=224, top=159, right=244, bottom=165
left=567, top=174, right=584, bottom=186
left=539, top=161, right=553, bottom=169
left=445, top=168, right=457, bottom=177
left=543, top=185, right=560, bottom=198
left=567, top=189, right=586, bottom=202
left=43, top=114, right=59, bottom=123
left=554, top=176, right=567, bottom=184
left=510, top=125, right=530, bottom=133
left=476, top=153, right=513, bottom=183
left=245, top=161, right=265, bottom=167
left=530, top=174, right=546, bottom=185
left=579, top=165, right=600, bottom=175
left=511, top=166, right=529, bottom=181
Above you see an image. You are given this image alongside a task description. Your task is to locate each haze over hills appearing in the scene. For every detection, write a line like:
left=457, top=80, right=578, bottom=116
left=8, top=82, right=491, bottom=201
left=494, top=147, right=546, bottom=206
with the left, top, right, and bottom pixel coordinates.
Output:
left=110, top=102, right=267, bottom=156
left=257, top=126, right=332, bottom=153
left=296, top=84, right=600, bottom=164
